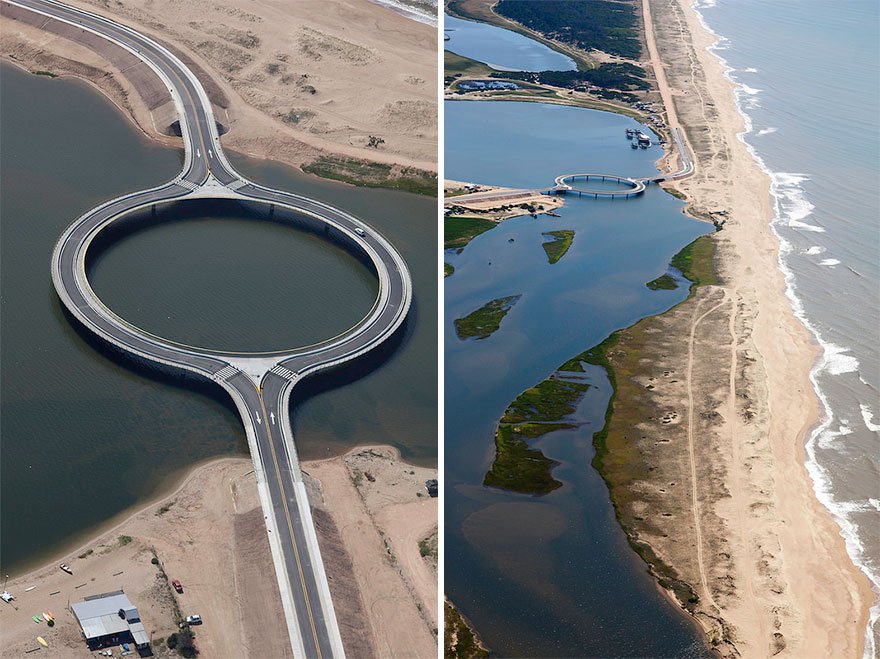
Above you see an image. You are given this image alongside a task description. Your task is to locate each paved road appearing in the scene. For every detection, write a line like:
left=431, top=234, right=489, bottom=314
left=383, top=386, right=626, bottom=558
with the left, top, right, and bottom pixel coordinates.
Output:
left=6, top=1, right=413, bottom=656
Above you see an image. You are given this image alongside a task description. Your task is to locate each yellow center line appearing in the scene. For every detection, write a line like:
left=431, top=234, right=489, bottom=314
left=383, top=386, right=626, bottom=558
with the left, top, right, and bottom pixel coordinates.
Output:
left=255, top=384, right=323, bottom=658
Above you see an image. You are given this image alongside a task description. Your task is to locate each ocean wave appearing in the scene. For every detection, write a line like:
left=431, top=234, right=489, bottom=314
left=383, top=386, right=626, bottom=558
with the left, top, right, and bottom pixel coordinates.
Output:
left=804, top=246, right=826, bottom=255
left=743, top=67, right=758, bottom=73
left=689, top=2, right=879, bottom=653
left=818, top=421, right=853, bottom=449
left=819, top=258, right=841, bottom=266
left=367, top=0, right=437, bottom=26
left=861, top=404, right=880, bottom=433
left=756, top=127, right=777, bottom=136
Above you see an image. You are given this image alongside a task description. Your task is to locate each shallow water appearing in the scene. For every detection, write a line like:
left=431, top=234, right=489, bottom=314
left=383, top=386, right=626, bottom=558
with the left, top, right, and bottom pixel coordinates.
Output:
left=446, top=99, right=712, bottom=656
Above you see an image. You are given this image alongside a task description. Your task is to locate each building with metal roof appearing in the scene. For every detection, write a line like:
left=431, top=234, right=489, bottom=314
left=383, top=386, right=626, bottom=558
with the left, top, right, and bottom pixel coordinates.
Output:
left=70, top=590, right=150, bottom=650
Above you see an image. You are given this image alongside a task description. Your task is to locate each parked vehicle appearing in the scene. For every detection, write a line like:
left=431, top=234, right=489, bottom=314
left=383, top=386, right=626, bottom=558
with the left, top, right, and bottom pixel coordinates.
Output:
left=186, top=614, right=202, bottom=625
left=172, top=579, right=184, bottom=594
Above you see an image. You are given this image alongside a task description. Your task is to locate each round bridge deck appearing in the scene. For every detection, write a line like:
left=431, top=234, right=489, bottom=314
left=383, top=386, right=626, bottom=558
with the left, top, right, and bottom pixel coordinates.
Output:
left=552, top=173, right=647, bottom=198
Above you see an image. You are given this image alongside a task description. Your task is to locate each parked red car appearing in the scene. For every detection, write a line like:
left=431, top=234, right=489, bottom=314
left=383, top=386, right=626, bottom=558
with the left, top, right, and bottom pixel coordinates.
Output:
left=172, top=579, right=183, bottom=594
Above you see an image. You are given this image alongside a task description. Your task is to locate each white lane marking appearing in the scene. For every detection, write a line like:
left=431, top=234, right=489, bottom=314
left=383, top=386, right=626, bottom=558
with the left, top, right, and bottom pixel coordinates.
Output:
left=271, top=412, right=276, bottom=425
left=256, top=415, right=262, bottom=425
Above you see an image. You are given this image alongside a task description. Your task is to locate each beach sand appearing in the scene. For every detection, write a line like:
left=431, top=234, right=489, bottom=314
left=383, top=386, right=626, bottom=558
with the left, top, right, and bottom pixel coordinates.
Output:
left=0, top=0, right=436, bottom=172
left=612, top=0, right=875, bottom=656
left=0, top=449, right=437, bottom=658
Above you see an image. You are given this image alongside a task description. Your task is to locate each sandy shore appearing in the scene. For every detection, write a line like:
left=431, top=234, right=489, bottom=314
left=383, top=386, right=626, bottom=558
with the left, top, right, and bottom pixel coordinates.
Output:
left=0, top=0, right=436, bottom=173
left=626, top=0, right=874, bottom=656
left=0, top=449, right=437, bottom=658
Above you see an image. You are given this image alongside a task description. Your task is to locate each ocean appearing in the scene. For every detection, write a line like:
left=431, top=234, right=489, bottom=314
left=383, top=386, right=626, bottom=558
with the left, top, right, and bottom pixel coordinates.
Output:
left=690, top=0, right=880, bottom=653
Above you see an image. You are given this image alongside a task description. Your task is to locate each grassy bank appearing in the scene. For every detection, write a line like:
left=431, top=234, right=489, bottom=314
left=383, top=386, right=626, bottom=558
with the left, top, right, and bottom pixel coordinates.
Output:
left=484, top=374, right=591, bottom=495
left=303, top=156, right=437, bottom=196
left=444, top=599, right=489, bottom=658
left=581, top=233, right=718, bottom=610
left=541, top=229, right=575, bottom=264
left=445, top=216, right=498, bottom=250
left=454, top=294, right=521, bottom=340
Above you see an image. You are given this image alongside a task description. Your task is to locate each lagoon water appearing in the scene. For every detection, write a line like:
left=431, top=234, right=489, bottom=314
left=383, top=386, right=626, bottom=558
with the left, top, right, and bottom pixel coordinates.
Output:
left=446, top=100, right=712, bottom=656
left=445, top=12, right=576, bottom=71
left=690, top=1, right=880, bottom=652
left=0, top=62, right=436, bottom=574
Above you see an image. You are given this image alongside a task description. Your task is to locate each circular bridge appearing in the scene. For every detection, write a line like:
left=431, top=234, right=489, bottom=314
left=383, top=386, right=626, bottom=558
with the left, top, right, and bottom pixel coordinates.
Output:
left=13, top=0, right=411, bottom=656
left=553, top=173, right=647, bottom=198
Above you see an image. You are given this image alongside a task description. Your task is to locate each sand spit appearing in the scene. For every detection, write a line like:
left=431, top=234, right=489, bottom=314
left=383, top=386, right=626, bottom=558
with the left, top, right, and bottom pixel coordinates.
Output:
left=0, top=0, right=436, bottom=173
left=0, top=449, right=437, bottom=658
left=592, top=1, right=874, bottom=657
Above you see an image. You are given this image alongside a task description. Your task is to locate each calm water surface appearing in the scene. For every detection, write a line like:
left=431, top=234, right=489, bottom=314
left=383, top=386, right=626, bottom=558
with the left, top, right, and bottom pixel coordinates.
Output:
left=0, top=63, right=436, bottom=574
left=446, top=100, right=712, bottom=657
left=445, top=12, right=576, bottom=71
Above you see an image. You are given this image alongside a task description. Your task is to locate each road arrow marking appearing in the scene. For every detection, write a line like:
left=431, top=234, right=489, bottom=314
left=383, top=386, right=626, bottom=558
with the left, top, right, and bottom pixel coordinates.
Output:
left=270, top=412, right=276, bottom=425
left=256, top=415, right=262, bottom=425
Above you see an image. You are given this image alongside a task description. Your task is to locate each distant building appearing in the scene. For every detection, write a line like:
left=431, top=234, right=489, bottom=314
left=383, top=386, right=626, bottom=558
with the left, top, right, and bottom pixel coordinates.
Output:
left=71, top=590, right=150, bottom=651
left=458, top=80, right=520, bottom=92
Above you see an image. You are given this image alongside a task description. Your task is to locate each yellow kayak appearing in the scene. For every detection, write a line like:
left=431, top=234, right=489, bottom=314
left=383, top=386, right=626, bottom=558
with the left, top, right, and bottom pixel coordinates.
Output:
left=37, top=636, right=48, bottom=647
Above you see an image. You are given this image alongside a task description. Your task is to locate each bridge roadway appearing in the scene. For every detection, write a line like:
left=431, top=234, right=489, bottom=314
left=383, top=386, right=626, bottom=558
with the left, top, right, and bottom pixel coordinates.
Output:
left=7, top=0, right=413, bottom=657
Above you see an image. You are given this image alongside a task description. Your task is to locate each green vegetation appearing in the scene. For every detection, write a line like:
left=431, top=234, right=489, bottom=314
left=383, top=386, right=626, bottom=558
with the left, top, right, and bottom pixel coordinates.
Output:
left=485, top=376, right=591, bottom=495
left=645, top=274, right=678, bottom=290
left=78, top=549, right=93, bottom=559
left=117, top=535, right=133, bottom=546
left=445, top=263, right=455, bottom=278
left=34, top=70, right=58, bottom=78
left=445, top=216, right=497, bottom=250
left=418, top=529, right=438, bottom=565
left=670, top=234, right=719, bottom=288
left=494, top=64, right=650, bottom=93
left=156, top=500, right=175, bottom=516
left=502, top=377, right=590, bottom=424
left=167, top=628, right=198, bottom=658
left=495, top=0, right=643, bottom=59
left=541, top=230, right=575, bottom=264
left=444, top=600, right=489, bottom=658
left=303, top=156, right=437, bottom=196
left=454, top=295, right=521, bottom=340
left=484, top=424, right=567, bottom=495
left=444, top=50, right=492, bottom=78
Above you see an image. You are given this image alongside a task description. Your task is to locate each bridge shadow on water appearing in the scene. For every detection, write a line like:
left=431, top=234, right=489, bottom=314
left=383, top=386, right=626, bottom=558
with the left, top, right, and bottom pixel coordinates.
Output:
left=286, top=306, right=412, bottom=423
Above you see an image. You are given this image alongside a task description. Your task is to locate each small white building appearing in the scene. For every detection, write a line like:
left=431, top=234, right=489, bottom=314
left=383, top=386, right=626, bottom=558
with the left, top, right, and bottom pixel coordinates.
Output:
left=71, top=590, right=150, bottom=651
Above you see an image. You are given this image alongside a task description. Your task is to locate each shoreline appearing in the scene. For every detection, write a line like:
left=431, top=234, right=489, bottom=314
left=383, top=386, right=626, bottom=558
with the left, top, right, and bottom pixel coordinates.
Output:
left=2, top=455, right=246, bottom=581
left=688, top=1, right=879, bottom=649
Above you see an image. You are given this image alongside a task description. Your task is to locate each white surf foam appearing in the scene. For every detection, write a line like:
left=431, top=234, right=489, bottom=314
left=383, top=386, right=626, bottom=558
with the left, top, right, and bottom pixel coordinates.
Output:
left=367, top=0, right=437, bottom=26
left=804, top=246, right=826, bottom=255
left=819, top=258, right=841, bottom=266
left=861, top=404, right=880, bottom=433
left=690, top=2, right=880, bottom=654
left=743, top=67, right=758, bottom=73
left=756, top=127, right=777, bottom=136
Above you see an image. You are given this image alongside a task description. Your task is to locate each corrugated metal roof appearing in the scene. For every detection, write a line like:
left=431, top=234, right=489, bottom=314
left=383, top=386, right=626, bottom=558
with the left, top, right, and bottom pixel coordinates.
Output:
left=71, top=591, right=145, bottom=642
left=130, top=622, right=149, bottom=646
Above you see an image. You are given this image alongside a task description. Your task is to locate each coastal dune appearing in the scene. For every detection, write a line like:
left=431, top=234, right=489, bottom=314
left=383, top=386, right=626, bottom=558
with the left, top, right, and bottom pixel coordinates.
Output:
left=0, top=0, right=437, bottom=172
left=614, top=0, right=875, bottom=656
